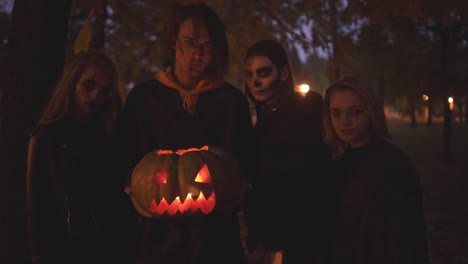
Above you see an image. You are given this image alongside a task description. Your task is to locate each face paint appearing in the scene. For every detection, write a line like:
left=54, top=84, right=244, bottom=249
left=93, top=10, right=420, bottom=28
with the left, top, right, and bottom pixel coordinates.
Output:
left=245, top=55, right=283, bottom=107
left=256, top=66, right=273, bottom=78
left=72, top=64, right=111, bottom=121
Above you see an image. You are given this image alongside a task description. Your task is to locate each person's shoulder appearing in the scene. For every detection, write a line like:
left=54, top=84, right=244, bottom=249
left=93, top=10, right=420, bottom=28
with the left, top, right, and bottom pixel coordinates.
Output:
left=372, top=139, right=418, bottom=177
left=127, top=79, right=160, bottom=97
left=125, top=79, right=172, bottom=106
left=29, top=124, right=48, bottom=140
left=304, top=90, right=323, bottom=104
left=216, top=82, right=247, bottom=99
left=219, top=82, right=243, bottom=93
left=28, top=121, right=62, bottom=142
left=373, top=140, right=422, bottom=193
left=374, top=139, right=410, bottom=160
left=305, top=90, right=323, bottom=99
left=291, top=90, right=323, bottom=114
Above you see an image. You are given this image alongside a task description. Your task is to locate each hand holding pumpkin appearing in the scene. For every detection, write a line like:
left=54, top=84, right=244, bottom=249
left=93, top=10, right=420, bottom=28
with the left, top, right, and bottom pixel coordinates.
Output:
left=130, top=146, right=248, bottom=219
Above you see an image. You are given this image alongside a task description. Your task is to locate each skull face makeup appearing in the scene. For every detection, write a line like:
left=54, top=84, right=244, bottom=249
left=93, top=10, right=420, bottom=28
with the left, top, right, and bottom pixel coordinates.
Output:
left=72, top=64, right=112, bottom=122
left=244, top=55, right=287, bottom=108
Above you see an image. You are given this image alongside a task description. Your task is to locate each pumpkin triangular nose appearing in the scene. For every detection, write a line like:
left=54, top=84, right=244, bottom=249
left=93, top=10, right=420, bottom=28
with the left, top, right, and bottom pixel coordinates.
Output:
left=194, top=163, right=211, bottom=183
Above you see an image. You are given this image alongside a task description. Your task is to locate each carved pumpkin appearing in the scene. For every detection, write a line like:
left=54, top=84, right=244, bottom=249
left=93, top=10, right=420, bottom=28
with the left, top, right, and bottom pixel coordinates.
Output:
left=131, top=145, right=247, bottom=218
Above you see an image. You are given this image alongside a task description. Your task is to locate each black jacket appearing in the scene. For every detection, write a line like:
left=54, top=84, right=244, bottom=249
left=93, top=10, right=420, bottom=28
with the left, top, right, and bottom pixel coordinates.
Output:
left=326, top=139, right=429, bottom=264
left=26, top=119, right=119, bottom=264
left=113, top=79, right=254, bottom=264
left=244, top=90, right=335, bottom=263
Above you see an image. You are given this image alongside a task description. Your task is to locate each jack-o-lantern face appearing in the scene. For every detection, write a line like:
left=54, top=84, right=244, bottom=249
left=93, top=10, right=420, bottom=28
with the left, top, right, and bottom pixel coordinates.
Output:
left=131, top=146, right=246, bottom=218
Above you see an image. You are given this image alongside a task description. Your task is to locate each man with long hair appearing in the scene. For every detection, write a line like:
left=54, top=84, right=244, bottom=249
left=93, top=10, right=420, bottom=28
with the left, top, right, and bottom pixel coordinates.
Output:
left=113, top=3, right=253, bottom=264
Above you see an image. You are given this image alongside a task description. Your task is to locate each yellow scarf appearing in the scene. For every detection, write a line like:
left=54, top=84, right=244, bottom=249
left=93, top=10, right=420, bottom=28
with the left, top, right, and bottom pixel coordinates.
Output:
left=155, top=67, right=225, bottom=115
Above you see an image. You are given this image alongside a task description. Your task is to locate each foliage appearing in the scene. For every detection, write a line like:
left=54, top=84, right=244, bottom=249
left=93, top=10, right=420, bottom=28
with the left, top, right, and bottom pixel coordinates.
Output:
left=13, top=0, right=468, bottom=108
left=0, top=11, right=10, bottom=75
left=291, top=44, right=330, bottom=94
left=67, top=0, right=329, bottom=92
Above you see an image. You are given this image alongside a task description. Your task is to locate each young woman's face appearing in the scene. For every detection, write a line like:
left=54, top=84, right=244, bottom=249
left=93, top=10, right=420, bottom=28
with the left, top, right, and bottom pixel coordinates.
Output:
left=174, top=18, right=213, bottom=80
left=329, top=89, right=371, bottom=148
left=244, top=55, right=284, bottom=107
left=72, top=64, right=111, bottom=121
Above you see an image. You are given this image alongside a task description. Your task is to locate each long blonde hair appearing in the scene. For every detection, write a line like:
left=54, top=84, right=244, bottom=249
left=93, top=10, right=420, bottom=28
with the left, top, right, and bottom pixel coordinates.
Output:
left=323, top=76, right=391, bottom=158
left=38, top=51, right=124, bottom=133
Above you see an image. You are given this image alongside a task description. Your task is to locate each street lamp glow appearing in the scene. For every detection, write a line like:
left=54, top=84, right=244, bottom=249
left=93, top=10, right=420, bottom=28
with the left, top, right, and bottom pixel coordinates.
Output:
left=422, top=94, right=429, bottom=101
left=448, top=96, right=454, bottom=111
left=299, top=83, right=310, bottom=94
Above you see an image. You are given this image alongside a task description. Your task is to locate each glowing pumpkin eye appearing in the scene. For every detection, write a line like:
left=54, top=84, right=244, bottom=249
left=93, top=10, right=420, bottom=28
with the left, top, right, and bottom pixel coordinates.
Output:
left=194, top=163, right=211, bottom=183
left=153, top=167, right=167, bottom=184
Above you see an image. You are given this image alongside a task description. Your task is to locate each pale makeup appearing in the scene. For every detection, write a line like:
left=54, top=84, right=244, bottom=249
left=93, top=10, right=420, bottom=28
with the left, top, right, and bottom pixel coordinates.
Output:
left=329, top=89, right=371, bottom=148
left=72, top=64, right=111, bottom=121
left=244, top=55, right=287, bottom=108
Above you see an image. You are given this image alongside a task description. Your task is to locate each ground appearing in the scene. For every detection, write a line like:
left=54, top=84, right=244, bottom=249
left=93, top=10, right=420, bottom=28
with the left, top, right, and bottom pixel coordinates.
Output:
left=389, top=117, right=468, bottom=264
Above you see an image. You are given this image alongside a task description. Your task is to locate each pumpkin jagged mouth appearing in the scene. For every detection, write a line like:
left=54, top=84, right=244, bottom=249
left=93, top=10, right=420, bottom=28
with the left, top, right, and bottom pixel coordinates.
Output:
left=149, top=191, right=216, bottom=215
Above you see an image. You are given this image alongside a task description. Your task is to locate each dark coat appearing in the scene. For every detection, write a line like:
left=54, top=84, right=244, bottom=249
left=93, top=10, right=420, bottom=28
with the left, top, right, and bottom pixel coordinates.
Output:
left=326, top=139, right=429, bottom=264
left=244, top=90, right=335, bottom=263
left=113, top=79, right=254, bottom=264
left=26, top=119, right=119, bottom=264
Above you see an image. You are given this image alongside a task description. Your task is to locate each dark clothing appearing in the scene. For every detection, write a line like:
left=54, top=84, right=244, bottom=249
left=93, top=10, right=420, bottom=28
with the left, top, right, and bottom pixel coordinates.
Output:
left=244, top=90, right=335, bottom=263
left=113, top=79, right=253, bottom=264
left=26, top=119, right=121, bottom=264
left=326, top=139, right=429, bottom=264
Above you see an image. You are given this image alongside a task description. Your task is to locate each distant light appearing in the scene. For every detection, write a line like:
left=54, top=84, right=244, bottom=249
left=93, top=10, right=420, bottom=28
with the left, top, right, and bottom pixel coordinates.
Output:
left=3, top=39, right=7, bottom=45
left=448, top=97, right=454, bottom=111
left=422, top=94, right=429, bottom=101
left=299, top=83, right=310, bottom=94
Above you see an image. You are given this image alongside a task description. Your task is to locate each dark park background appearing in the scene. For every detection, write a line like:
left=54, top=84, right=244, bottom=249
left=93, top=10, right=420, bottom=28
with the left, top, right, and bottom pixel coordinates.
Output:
left=1, top=0, right=467, bottom=263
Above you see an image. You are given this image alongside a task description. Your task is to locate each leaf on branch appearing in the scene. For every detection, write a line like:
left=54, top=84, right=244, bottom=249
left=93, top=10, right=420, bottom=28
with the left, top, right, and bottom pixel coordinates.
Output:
left=74, top=9, right=95, bottom=54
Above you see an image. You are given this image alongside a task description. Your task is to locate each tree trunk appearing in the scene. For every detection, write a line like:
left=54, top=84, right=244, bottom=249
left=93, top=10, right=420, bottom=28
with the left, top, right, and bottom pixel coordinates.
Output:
left=90, top=0, right=107, bottom=51
left=379, top=74, right=385, bottom=106
left=465, top=92, right=468, bottom=125
left=410, top=98, right=417, bottom=128
left=0, top=0, right=71, bottom=263
left=439, top=28, right=452, bottom=160
left=465, top=61, right=468, bottom=125
left=426, top=97, right=433, bottom=127
left=327, top=0, right=341, bottom=82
